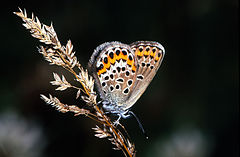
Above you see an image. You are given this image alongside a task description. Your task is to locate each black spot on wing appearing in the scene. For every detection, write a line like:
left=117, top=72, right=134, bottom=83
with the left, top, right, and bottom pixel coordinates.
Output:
left=137, top=75, right=144, bottom=80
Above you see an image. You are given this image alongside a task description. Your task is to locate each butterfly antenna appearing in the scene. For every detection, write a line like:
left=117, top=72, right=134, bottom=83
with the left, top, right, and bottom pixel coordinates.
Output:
left=128, top=111, right=148, bottom=139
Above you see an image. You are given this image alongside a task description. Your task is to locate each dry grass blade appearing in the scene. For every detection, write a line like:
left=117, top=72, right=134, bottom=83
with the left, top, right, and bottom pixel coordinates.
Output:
left=50, top=73, right=72, bottom=91
left=40, top=94, right=89, bottom=115
left=14, top=8, right=61, bottom=47
left=15, top=8, right=136, bottom=157
left=14, top=8, right=91, bottom=97
left=93, top=125, right=111, bottom=138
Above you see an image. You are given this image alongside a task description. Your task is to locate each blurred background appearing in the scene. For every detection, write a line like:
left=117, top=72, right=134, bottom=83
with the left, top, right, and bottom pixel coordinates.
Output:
left=0, top=0, right=238, bottom=157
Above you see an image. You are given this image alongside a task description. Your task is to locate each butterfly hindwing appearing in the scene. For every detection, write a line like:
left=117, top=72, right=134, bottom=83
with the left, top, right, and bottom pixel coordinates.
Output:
left=123, top=41, right=165, bottom=109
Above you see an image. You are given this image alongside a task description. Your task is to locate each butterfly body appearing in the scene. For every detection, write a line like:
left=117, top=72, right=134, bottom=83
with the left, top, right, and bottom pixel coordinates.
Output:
left=88, top=41, right=165, bottom=120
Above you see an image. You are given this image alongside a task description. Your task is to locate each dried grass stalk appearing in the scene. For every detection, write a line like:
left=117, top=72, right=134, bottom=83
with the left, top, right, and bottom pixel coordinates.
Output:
left=14, top=8, right=136, bottom=157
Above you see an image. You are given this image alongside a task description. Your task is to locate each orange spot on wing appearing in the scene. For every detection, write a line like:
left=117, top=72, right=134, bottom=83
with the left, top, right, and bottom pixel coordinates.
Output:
left=119, top=52, right=124, bottom=60
left=153, top=51, right=157, bottom=58
left=135, top=50, right=138, bottom=56
left=144, top=50, right=150, bottom=56
left=104, top=60, right=111, bottom=69
left=122, top=53, right=128, bottom=61
left=127, top=59, right=133, bottom=66
left=136, top=49, right=143, bottom=57
left=115, top=51, right=128, bottom=61
left=150, top=50, right=154, bottom=57
left=132, top=65, right=136, bottom=72
left=97, top=67, right=106, bottom=75
left=126, top=56, right=136, bottom=71
left=116, top=52, right=122, bottom=61
left=109, top=54, right=116, bottom=64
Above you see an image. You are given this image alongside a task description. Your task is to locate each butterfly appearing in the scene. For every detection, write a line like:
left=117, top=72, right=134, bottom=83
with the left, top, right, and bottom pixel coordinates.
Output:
left=88, top=41, right=165, bottom=133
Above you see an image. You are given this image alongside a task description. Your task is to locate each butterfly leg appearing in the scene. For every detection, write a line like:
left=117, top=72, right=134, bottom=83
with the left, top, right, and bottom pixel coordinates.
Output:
left=113, top=110, right=131, bottom=126
left=120, top=111, right=131, bottom=119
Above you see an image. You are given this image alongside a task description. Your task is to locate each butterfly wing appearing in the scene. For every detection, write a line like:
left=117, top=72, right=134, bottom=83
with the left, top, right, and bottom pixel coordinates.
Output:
left=88, top=41, right=138, bottom=107
left=123, top=41, right=165, bottom=110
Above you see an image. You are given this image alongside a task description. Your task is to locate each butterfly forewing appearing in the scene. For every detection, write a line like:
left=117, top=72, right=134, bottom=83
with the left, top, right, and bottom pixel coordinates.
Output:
left=88, top=41, right=138, bottom=106
left=123, top=41, right=165, bottom=110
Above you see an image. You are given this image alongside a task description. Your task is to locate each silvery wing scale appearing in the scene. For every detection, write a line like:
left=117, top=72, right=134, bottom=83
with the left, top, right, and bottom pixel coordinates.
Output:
left=88, top=41, right=165, bottom=122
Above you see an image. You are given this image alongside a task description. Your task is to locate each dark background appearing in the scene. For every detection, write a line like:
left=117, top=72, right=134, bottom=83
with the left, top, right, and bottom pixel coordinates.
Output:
left=0, top=0, right=238, bottom=157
